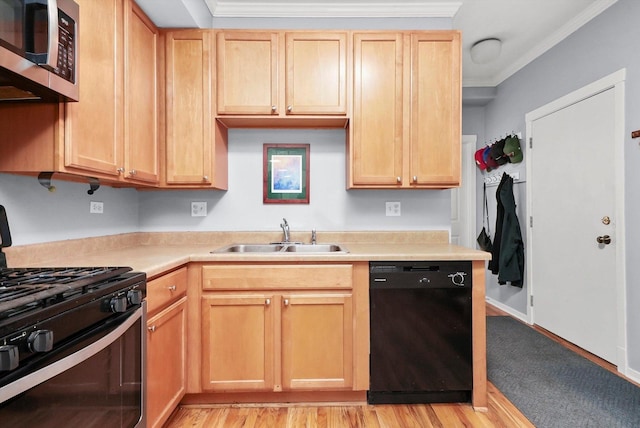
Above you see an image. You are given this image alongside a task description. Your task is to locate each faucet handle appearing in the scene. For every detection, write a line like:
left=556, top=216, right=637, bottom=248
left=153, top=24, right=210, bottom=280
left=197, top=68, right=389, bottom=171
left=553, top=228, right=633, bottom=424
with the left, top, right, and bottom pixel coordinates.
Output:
left=311, top=229, right=317, bottom=244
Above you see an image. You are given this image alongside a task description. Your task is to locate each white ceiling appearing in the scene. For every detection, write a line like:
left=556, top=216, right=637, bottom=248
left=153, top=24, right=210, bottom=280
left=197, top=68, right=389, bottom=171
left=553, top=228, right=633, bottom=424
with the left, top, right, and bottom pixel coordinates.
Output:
left=135, top=0, right=618, bottom=87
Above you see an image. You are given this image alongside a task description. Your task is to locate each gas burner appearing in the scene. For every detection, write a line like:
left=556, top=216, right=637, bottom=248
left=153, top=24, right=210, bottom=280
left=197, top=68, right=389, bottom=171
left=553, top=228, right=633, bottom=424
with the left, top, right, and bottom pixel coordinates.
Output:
left=0, top=267, right=132, bottom=286
left=0, top=267, right=133, bottom=317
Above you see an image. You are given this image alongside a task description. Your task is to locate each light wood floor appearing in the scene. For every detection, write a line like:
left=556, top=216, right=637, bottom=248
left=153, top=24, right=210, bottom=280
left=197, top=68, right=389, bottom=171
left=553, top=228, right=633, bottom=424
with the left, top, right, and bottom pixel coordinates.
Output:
left=163, top=303, right=625, bottom=428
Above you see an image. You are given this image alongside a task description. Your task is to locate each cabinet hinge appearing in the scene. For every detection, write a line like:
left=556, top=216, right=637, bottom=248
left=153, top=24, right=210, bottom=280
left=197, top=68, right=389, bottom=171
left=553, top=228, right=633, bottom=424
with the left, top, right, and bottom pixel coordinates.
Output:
left=530, top=216, right=533, bottom=227
left=529, top=137, right=533, bottom=149
left=530, top=295, right=534, bottom=307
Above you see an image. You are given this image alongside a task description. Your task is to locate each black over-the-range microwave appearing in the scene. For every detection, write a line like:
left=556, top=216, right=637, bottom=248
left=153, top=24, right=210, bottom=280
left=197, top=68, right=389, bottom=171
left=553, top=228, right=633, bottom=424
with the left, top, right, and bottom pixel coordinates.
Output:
left=0, top=0, right=79, bottom=102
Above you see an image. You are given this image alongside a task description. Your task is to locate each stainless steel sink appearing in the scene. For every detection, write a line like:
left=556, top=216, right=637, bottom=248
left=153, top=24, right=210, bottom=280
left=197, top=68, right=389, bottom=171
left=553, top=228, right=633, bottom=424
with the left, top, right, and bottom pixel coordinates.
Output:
left=211, top=244, right=285, bottom=253
left=211, top=243, right=348, bottom=254
left=283, top=243, right=346, bottom=253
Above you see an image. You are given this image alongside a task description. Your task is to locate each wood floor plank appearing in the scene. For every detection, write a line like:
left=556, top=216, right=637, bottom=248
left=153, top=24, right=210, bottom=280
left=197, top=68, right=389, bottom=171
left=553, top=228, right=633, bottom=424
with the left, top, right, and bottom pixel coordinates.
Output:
left=360, top=405, right=383, bottom=428
left=372, top=404, right=405, bottom=428
left=249, top=407, right=269, bottom=428
left=409, top=404, right=441, bottom=428
left=391, top=404, right=433, bottom=428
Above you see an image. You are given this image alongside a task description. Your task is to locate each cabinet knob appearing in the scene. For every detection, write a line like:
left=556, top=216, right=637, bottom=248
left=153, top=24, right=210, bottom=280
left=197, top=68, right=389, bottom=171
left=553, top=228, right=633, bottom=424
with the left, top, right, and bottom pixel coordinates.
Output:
left=271, top=105, right=277, bottom=113
left=129, top=169, right=137, bottom=176
left=396, top=176, right=401, bottom=183
left=265, top=298, right=271, bottom=306
left=168, top=285, right=177, bottom=291
left=287, top=105, right=292, bottom=113
left=203, top=176, right=209, bottom=182
left=283, top=299, right=289, bottom=306
left=117, top=167, right=125, bottom=174
left=148, top=325, right=156, bottom=332
left=412, top=176, right=418, bottom=183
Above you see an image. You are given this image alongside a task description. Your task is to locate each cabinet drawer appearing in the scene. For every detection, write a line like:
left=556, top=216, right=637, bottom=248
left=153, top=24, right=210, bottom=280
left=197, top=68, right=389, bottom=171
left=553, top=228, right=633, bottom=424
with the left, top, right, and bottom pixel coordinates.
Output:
left=202, top=264, right=353, bottom=290
left=147, top=267, right=188, bottom=314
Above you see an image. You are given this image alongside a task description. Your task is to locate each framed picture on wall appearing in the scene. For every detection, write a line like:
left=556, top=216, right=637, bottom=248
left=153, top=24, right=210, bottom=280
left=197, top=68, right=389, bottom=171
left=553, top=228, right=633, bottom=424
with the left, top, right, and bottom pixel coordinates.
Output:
left=263, top=144, right=310, bottom=204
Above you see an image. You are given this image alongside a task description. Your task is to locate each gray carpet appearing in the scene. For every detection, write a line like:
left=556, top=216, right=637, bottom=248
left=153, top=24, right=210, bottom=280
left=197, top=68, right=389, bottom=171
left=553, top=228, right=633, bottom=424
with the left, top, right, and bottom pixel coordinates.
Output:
left=487, top=316, right=640, bottom=428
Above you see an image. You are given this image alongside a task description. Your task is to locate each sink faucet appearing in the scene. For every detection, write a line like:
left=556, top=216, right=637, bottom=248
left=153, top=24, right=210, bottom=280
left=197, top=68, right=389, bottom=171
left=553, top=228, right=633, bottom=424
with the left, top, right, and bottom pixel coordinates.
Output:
left=311, top=229, right=317, bottom=245
left=280, top=218, right=290, bottom=243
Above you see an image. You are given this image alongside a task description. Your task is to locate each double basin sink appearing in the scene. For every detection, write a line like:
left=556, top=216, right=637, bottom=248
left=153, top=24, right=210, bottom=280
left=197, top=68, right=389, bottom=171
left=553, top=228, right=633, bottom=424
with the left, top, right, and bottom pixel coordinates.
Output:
left=212, top=242, right=348, bottom=254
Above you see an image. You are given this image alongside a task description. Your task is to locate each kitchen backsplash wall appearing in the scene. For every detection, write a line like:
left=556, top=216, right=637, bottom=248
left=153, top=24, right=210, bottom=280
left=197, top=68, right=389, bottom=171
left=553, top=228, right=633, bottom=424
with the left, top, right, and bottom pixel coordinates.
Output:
left=0, top=129, right=452, bottom=246
left=0, top=173, right=139, bottom=246
left=138, top=128, right=452, bottom=234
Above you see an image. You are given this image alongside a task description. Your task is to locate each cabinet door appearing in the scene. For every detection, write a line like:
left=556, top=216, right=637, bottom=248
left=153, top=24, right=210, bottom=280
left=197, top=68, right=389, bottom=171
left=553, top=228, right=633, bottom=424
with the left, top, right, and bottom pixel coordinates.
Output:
left=201, top=295, right=275, bottom=391
left=409, top=32, right=461, bottom=187
left=124, top=1, right=159, bottom=184
left=65, top=0, right=123, bottom=177
left=216, top=31, right=278, bottom=115
left=350, top=33, right=404, bottom=187
left=165, top=30, right=216, bottom=186
left=285, top=32, right=347, bottom=115
left=281, top=294, right=353, bottom=390
left=147, top=297, right=187, bottom=428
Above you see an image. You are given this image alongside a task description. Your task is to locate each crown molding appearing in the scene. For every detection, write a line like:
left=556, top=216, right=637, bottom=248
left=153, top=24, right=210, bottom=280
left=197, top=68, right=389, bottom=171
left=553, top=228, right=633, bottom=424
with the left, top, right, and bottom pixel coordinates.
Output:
left=207, top=1, right=461, bottom=18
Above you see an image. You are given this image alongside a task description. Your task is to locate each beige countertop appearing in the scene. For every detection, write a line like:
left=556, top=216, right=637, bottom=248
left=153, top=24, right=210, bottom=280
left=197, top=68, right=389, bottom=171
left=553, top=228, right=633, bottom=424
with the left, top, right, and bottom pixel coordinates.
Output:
left=5, top=231, right=491, bottom=278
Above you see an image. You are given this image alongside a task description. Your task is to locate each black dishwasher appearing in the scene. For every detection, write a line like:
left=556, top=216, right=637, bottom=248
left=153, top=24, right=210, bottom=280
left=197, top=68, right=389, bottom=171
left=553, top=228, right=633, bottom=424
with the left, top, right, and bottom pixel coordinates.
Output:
left=368, top=261, right=472, bottom=404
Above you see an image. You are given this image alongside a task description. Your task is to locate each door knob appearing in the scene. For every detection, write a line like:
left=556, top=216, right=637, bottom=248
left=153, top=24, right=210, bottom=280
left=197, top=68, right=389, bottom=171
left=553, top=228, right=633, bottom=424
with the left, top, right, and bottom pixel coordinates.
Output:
left=596, top=235, right=611, bottom=245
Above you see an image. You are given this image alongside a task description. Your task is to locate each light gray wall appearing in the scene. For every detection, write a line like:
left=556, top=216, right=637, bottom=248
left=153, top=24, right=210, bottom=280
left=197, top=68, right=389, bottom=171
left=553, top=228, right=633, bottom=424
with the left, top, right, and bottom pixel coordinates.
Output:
left=138, top=129, right=452, bottom=234
left=462, top=0, right=640, bottom=372
left=0, top=173, right=139, bottom=246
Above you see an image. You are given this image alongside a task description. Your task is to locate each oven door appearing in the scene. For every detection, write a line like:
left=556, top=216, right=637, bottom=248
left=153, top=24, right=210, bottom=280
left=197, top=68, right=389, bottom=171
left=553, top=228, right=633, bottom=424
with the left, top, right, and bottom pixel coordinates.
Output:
left=0, top=303, right=146, bottom=428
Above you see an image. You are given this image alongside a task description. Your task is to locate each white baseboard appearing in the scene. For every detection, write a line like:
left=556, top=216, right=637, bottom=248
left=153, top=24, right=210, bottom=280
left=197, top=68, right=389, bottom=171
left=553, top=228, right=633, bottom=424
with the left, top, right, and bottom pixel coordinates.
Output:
left=485, top=297, right=529, bottom=323
left=623, top=366, right=640, bottom=385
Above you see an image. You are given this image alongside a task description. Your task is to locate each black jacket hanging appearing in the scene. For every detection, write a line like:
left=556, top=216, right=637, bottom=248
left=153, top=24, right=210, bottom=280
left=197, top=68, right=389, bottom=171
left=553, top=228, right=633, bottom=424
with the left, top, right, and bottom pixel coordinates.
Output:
left=488, top=173, right=525, bottom=287
left=496, top=174, right=524, bottom=286
left=488, top=174, right=507, bottom=274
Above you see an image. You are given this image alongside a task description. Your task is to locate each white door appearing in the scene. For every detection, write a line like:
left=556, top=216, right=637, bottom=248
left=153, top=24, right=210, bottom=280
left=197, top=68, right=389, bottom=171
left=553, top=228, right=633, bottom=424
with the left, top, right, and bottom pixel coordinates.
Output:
left=529, top=88, right=619, bottom=363
left=451, top=135, right=476, bottom=246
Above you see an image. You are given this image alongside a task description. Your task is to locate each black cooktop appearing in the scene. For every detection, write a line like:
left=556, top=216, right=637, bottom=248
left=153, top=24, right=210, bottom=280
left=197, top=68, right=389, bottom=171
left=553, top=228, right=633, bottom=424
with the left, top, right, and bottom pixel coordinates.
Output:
left=0, top=267, right=136, bottom=321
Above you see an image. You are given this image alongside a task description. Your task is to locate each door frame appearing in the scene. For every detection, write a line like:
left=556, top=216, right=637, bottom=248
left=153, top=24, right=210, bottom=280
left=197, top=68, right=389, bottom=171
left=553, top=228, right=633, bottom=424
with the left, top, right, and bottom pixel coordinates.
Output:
left=451, top=135, right=477, bottom=247
left=525, top=68, right=627, bottom=372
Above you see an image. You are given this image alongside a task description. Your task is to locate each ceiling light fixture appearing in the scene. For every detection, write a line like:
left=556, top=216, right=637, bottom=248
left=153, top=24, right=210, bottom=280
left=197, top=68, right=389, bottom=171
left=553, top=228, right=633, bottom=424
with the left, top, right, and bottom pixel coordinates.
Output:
left=470, top=38, right=502, bottom=64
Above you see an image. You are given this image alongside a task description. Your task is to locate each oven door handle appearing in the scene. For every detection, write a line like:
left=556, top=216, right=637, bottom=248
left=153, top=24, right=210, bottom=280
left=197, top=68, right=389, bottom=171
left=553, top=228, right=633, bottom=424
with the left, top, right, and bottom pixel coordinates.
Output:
left=0, top=306, right=143, bottom=403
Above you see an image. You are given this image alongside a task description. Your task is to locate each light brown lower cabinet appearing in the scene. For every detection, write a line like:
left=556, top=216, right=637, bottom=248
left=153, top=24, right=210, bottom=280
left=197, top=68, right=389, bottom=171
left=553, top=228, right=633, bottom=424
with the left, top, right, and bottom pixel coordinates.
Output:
left=146, top=268, right=188, bottom=428
left=198, top=263, right=361, bottom=394
left=201, top=292, right=353, bottom=392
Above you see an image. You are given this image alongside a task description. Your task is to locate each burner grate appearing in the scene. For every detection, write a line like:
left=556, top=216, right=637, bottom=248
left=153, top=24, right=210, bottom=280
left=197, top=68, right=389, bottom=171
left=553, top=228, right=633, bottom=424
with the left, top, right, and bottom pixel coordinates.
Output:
left=0, top=267, right=133, bottom=315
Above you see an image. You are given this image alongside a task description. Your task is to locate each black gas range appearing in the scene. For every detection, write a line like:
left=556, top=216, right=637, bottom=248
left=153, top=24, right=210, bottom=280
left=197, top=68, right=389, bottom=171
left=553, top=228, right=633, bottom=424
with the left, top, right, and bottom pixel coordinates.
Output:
left=0, top=266, right=147, bottom=427
left=0, top=266, right=146, bottom=381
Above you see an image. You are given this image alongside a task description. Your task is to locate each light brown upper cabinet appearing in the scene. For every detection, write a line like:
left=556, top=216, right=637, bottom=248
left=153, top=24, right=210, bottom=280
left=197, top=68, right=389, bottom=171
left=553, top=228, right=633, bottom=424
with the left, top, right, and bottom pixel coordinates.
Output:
left=123, top=0, right=160, bottom=184
left=0, top=0, right=159, bottom=186
left=163, top=30, right=228, bottom=189
left=349, top=31, right=461, bottom=189
left=215, top=31, right=348, bottom=127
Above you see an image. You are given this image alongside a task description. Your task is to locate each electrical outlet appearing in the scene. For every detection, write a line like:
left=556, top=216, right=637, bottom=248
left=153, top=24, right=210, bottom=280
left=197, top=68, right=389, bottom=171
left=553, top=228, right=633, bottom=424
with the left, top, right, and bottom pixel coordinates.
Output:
left=385, top=201, right=401, bottom=217
left=191, top=201, right=207, bottom=217
left=90, top=201, right=104, bottom=214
